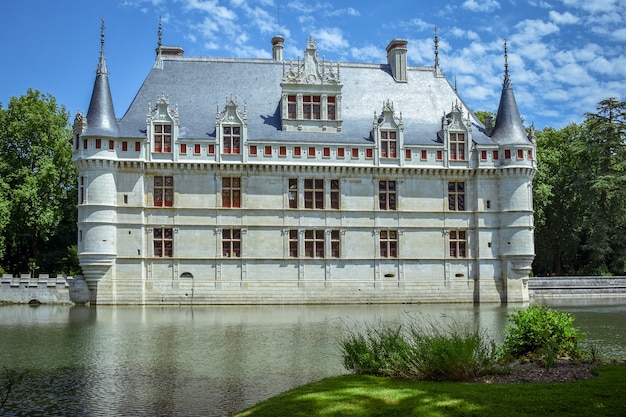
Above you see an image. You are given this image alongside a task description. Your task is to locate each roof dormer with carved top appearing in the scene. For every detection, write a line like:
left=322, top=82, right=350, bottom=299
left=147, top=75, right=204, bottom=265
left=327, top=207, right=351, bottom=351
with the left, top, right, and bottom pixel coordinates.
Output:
left=280, top=37, right=343, bottom=133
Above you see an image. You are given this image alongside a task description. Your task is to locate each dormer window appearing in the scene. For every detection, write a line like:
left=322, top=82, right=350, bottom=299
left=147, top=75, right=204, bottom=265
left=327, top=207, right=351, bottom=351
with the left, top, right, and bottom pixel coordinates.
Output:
left=154, top=123, right=172, bottom=153
left=373, top=100, right=403, bottom=160
left=223, top=126, right=241, bottom=154
left=217, top=95, right=247, bottom=157
left=280, top=37, right=342, bottom=133
left=449, top=132, right=465, bottom=160
left=440, top=103, right=470, bottom=162
left=148, top=94, right=179, bottom=155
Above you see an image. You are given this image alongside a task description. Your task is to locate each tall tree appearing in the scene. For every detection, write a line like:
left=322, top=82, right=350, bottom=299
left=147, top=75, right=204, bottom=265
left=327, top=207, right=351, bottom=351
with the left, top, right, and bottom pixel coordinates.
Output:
left=0, top=89, right=77, bottom=274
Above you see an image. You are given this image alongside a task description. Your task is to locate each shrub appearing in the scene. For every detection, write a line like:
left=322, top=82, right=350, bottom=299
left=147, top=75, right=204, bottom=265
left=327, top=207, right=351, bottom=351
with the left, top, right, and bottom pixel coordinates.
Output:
left=340, top=316, right=500, bottom=382
left=501, top=305, right=585, bottom=364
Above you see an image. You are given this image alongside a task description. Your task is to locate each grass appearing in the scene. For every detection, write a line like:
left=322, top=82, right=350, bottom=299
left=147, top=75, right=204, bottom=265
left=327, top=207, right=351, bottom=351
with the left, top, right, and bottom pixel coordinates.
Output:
left=235, top=365, right=626, bottom=417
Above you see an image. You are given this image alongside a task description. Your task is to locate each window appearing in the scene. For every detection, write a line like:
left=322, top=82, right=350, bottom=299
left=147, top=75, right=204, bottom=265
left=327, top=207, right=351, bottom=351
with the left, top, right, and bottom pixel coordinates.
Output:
left=449, top=230, right=467, bottom=258
left=379, top=180, right=397, bottom=210
left=79, top=176, right=85, bottom=204
left=222, top=229, right=241, bottom=257
left=194, top=144, right=201, bottom=154
left=108, top=140, right=114, bottom=151
left=448, top=182, right=465, bottom=211
left=135, top=141, right=141, bottom=152
left=288, top=179, right=298, bottom=208
left=480, top=150, right=487, bottom=160
left=449, top=132, right=465, bottom=160
left=294, top=146, right=301, bottom=157
left=330, top=180, right=340, bottom=209
left=421, top=150, right=427, bottom=160
left=289, top=230, right=298, bottom=257
left=264, top=146, right=272, bottom=156
left=527, top=149, right=532, bottom=160
left=303, top=95, right=321, bottom=120
left=436, top=150, right=443, bottom=160
left=287, top=95, right=297, bottom=119
left=305, top=230, right=325, bottom=258
left=249, top=145, right=257, bottom=155
left=366, top=149, right=373, bottom=159
left=323, top=147, right=330, bottom=158
left=505, top=149, right=511, bottom=159
left=83, top=139, right=88, bottom=150
left=405, top=149, right=411, bottom=159
left=180, top=144, right=187, bottom=154
left=208, top=144, right=215, bottom=155
left=330, top=230, right=340, bottom=258
left=327, top=96, right=336, bottom=120
left=154, top=227, right=173, bottom=258
left=337, top=148, right=345, bottom=158
left=492, top=150, right=499, bottom=160
left=223, top=126, right=241, bottom=154
left=380, top=130, right=397, bottom=158
left=352, top=148, right=359, bottom=158
left=304, top=179, right=324, bottom=209
left=154, top=124, right=172, bottom=153
left=517, top=149, right=524, bottom=159
left=380, top=230, right=398, bottom=258
left=222, top=177, right=241, bottom=208
left=279, top=146, right=287, bottom=156
left=75, top=134, right=80, bottom=150
left=154, top=176, right=174, bottom=207
left=308, top=147, right=316, bottom=158
left=122, top=141, right=128, bottom=152
left=95, top=138, right=101, bottom=149
left=123, top=194, right=128, bottom=204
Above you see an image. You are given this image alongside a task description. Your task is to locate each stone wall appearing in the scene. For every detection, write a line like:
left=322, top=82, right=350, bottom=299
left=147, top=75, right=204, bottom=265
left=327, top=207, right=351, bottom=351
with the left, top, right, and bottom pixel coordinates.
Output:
left=0, top=274, right=72, bottom=304
left=529, top=276, right=626, bottom=300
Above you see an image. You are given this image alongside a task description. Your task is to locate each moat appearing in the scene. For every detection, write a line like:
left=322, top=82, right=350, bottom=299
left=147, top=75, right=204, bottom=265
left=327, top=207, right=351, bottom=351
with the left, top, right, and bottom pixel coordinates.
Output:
left=1, top=301, right=625, bottom=417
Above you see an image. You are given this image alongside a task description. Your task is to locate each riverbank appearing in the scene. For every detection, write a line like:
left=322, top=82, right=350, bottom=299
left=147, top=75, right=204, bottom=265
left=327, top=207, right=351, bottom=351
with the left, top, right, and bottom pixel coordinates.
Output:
left=234, top=364, right=626, bottom=416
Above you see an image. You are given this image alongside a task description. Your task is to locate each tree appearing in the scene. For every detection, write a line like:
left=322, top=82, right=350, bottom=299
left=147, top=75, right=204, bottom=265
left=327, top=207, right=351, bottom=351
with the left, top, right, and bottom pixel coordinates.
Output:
left=0, top=89, right=77, bottom=274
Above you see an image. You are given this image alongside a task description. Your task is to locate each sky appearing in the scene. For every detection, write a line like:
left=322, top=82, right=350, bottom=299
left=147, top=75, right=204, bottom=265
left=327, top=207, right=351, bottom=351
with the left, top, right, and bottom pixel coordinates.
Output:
left=1, top=0, right=625, bottom=130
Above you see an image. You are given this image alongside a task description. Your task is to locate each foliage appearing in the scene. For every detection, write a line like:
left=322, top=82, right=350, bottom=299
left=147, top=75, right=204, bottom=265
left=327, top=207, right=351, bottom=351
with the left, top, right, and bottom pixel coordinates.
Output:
left=0, top=89, right=77, bottom=274
left=533, top=97, right=626, bottom=276
left=501, top=305, right=585, bottom=365
left=340, top=316, right=500, bottom=382
left=236, top=366, right=626, bottom=417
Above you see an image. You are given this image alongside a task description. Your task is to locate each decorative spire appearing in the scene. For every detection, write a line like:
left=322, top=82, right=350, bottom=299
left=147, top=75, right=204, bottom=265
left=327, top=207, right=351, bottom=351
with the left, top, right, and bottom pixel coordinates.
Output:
left=84, top=18, right=119, bottom=138
left=434, top=26, right=440, bottom=69
left=154, top=17, right=164, bottom=69
left=97, top=18, right=108, bottom=75
left=489, top=40, right=528, bottom=144
left=503, top=39, right=511, bottom=88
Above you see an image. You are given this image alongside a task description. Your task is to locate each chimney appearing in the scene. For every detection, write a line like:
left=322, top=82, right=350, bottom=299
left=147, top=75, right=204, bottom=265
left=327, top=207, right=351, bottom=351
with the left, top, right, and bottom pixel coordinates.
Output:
left=386, top=39, right=408, bottom=83
left=484, top=116, right=493, bottom=135
left=272, top=35, right=284, bottom=61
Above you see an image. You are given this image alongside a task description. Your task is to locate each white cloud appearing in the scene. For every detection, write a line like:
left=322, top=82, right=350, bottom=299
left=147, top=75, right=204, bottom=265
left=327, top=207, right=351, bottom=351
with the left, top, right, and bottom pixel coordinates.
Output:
left=548, top=10, right=579, bottom=24
left=350, top=44, right=384, bottom=63
left=314, top=27, right=349, bottom=52
left=612, top=27, right=626, bottom=41
left=462, top=0, right=500, bottom=12
left=511, top=19, right=559, bottom=43
left=327, top=7, right=360, bottom=17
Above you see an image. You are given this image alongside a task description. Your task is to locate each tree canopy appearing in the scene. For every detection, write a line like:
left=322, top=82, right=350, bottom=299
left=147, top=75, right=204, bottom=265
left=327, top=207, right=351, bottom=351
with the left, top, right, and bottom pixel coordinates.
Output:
left=0, top=89, right=78, bottom=275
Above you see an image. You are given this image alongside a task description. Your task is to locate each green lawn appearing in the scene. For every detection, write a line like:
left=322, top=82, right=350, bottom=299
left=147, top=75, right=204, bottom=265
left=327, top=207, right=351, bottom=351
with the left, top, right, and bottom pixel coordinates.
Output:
left=235, top=365, right=626, bottom=417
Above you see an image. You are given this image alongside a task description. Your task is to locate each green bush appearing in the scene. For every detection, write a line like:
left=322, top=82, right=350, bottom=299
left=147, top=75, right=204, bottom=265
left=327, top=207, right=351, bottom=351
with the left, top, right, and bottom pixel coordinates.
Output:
left=340, top=316, right=500, bottom=382
left=501, top=304, right=585, bottom=363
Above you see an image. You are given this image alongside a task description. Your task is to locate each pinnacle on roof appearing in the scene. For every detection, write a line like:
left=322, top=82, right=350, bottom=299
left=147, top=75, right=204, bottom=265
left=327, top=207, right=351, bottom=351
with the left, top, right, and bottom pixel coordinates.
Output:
left=489, top=40, right=529, bottom=145
left=84, top=18, right=119, bottom=138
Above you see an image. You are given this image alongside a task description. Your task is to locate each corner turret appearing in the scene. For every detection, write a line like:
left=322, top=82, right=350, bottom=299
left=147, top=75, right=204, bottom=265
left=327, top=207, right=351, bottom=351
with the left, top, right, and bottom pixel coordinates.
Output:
left=83, top=18, right=119, bottom=138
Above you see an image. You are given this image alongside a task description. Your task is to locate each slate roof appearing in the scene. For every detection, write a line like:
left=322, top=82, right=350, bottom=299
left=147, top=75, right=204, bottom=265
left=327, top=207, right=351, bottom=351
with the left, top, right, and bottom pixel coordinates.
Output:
left=115, top=55, right=496, bottom=146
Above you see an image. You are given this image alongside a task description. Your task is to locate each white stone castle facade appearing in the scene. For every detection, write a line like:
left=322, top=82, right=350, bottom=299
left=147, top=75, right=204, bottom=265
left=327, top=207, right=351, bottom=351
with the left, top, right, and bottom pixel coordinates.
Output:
left=72, top=22, right=535, bottom=305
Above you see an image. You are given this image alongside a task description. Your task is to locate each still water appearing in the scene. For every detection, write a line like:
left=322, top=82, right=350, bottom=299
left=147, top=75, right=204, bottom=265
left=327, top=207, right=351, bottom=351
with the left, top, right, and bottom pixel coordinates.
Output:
left=1, top=301, right=625, bottom=417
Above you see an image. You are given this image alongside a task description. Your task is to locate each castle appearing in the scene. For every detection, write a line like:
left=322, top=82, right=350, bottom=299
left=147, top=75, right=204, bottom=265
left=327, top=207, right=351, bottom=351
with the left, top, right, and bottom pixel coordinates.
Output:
left=72, top=21, right=536, bottom=305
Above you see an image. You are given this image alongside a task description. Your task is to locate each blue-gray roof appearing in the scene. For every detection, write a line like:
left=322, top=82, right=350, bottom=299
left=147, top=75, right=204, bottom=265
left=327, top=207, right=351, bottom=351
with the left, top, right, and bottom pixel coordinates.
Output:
left=117, top=55, right=496, bottom=146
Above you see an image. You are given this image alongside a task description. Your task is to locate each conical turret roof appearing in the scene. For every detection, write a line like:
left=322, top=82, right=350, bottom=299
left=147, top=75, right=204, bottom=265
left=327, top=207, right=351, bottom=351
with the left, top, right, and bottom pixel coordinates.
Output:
left=489, top=43, right=529, bottom=145
left=84, top=19, right=119, bottom=138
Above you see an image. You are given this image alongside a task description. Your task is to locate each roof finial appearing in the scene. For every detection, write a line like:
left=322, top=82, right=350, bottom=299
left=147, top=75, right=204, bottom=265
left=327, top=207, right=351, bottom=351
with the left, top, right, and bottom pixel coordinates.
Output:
left=158, top=16, right=163, bottom=50
left=97, top=17, right=108, bottom=75
left=434, top=26, right=440, bottom=69
left=454, top=75, right=457, bottom=92
left=503, top=39, right=511, bottom=88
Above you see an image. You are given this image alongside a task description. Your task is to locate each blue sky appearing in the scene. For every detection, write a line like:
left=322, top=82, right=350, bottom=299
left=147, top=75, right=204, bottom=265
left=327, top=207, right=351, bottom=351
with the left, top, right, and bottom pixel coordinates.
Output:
left=1, top=0, right=625, bottom=129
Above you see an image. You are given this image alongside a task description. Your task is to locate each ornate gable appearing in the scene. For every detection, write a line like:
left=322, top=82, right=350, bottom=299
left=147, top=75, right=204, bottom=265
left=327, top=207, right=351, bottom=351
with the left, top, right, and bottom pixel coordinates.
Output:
left=440, top=102, right=471, bottom=162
